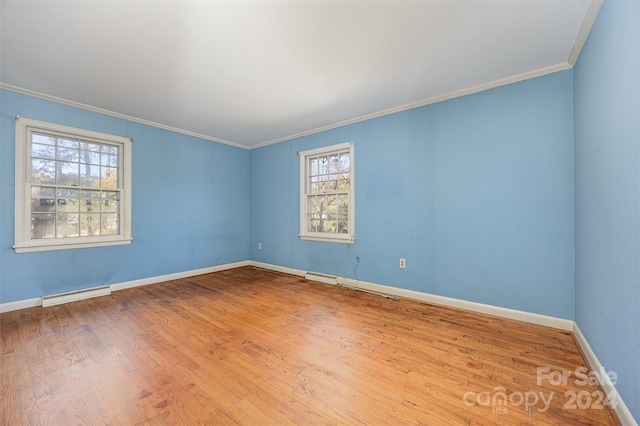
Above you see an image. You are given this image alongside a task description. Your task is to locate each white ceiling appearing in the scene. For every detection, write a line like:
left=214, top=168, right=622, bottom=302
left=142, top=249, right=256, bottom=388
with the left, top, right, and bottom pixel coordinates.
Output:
left=1, top=1, right=596, bottom=148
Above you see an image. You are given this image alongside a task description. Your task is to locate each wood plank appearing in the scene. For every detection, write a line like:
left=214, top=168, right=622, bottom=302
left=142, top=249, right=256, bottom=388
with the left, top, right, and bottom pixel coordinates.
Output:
left=0, top=267, right=621, bottom=425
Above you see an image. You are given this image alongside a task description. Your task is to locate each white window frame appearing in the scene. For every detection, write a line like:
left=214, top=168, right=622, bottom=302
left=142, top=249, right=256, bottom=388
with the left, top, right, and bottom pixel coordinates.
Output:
left=14, top=117, right=132, bottom=253
left=299, top=141, right=354, bottom=244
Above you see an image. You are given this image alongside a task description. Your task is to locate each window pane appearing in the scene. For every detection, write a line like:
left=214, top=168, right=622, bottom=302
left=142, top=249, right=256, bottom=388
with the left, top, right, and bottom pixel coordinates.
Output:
left=324, top=215, right=337, bottom=233
left=56, top=213, right=79, bottom=237
left=326, top=195, right=338, bottom=214
left=307, top=196, right=319, bottom=216
left=307, top=195, right=325, bottom=232
left=101, top=154, right=118, bottom=168
left=57, top=146, right=79, bottom=162
left=101, top=144, right=118, bottom=155
left=57, top=188, right=79, bottom=213
left=328, top=154, right=339, bottom=173
left=338, top=194, right=349, bottom=215
left=80, top=190, right=102, bottom=213
left=102, top=214, right=119, bottom=235
left=31, top=186, right=56, bottom=213
left=31, top=159, right=56, bottom=184
left=80, top=142, right=101, bottom=165
left=339, top=153, right=350, bottom=172
left=320, top=195, right=329, bottom=216
left=80, top=214, right=101, bottom=236
left=101, top=144, right=119, bottom=168
left=57, top=137, right=79, bottom=150
left=101, top=167, right=118, bottom=188
left=102, top=191, right=120, bottom=212
left=32, top=132, right=55, bottom=145
left=31, top=213, right=56, bottom=239
left=57, top=161, right=79, bottom=186
left=79, top=164, right=101, bottom=187
left=328, top=174, right=338, bottom=190
left=309, top=158, right=318, bottom=177
left=31, top=143, right=55, bottom=159
left=338, top=215, right=349, bottom=233
left=307, top=214, right=317, bottom=232
left=318, top=156, right=328, bottom=175
left=339, top=176, right=350, bottom=191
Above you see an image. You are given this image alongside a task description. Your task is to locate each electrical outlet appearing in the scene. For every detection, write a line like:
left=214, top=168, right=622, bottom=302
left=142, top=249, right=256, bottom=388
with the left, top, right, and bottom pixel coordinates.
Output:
left=399, top=258, right=406, bottom=268
left=257, top=242, right=262, bottom=250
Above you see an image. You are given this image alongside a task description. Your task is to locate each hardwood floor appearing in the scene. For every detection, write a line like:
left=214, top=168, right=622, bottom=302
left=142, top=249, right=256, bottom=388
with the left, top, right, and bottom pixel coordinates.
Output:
left=1, top=266, right=620, bottom=425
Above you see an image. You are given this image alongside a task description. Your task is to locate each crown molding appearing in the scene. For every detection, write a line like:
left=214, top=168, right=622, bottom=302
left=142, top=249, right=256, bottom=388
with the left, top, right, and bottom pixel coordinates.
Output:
left=250, top=61, right=572, bottom=149
left=0, top=61, right=573, bottom=152
left=0, top=83, right=247, bottom=150
left=568, top=0, right=604, bottom=67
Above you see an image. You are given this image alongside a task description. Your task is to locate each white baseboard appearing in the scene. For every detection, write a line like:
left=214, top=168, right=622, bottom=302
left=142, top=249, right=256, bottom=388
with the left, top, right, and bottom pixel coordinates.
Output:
left=0, top=297, right=41, bottom=313
left=339, top=276, right=574, bottom=330
left=42, top=285, right=111, bottom=308
left=250, top=261, right=306, bottom=277
left=249, top=261, right=574, bottom=331
left=572, top=323, right=637, bottom=426
left=0, top=260, right=250, bottom=313
left=111, top=261, right=250, bottom=291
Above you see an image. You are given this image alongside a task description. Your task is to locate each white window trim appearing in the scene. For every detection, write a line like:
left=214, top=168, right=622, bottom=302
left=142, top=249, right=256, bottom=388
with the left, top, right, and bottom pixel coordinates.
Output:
left=299, top=141, right=354, bottom=244
left=14, top=117, right=132, bottom=253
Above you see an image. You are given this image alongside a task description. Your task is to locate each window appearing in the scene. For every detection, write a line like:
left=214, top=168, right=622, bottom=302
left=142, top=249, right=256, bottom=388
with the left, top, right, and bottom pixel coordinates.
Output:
left=299, top=141, right=354, bottom=243
left=14, top=117, right=132, bottom=253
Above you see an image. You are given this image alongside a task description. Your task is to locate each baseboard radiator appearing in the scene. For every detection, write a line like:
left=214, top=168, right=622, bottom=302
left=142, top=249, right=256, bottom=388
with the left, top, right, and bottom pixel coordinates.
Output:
left=42, top=285, right=112, bottom=308
left=304, top=272, right=338, bottom=285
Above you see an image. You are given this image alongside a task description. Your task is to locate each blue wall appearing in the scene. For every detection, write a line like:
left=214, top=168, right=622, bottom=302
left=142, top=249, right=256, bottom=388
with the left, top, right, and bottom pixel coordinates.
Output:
left=574, top=0, right=640, bottom=419
left=1, top=4, right=637, bottom=416
left=251, top=70, right=576, bottom=319
left=0, top=89, right=251, bottom=303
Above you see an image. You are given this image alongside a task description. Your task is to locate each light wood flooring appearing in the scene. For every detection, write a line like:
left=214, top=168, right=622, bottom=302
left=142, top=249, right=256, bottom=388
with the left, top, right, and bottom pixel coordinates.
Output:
left=1, top=266, right=621, bottom=425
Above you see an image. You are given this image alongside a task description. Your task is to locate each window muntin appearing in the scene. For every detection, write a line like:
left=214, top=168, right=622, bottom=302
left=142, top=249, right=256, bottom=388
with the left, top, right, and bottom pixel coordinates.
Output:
left=300, top=142, right=354, bottom=243
left=15, top=117, right=132, bottom=253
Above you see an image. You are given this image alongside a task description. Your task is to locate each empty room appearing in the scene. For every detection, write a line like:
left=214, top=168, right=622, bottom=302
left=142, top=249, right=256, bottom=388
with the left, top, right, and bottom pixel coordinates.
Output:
left=0, top=0, right=638, bottom=424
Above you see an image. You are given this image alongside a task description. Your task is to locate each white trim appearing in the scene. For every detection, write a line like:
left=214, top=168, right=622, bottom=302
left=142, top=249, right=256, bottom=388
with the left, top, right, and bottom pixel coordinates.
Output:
left=298, top=142, right=352, bottom=158
left=250, top=261, right=305, bottom=277
left=0, top=259, right=597, bottom=334
left=2, top=61, right=571, bottom=152
left=567, top=0, right=604, bottom=66
left=248, top=261, right=574, bottom=330
left=304, top=271, right=338, bottom=285
left=299, top=141, right=354, bottom=243
left=0, top=297, right=41, bottom=314
left=42, top=285, right=111, bottom=308
left=572, top=324, right=637, bottom=426
left=250, top=62, right=572, bottom=149
left=111, top=260, right=250, bottom=291
left=14, top=117, right=133, bottom=252
left=0, top=83, right=245, bottom=149
left=0, top=261, right=250, bottom=313
left=15, top=237, right=133, bottom=253
left=339, top=276, right=574, bottom=331
left=299, top=235, right=354, bottom=244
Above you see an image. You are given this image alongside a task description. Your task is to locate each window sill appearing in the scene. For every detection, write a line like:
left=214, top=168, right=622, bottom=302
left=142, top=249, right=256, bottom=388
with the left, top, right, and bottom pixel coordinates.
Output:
left=299, top=234, right=354, bottom=244
left=14, top=237, right=132, bottom=253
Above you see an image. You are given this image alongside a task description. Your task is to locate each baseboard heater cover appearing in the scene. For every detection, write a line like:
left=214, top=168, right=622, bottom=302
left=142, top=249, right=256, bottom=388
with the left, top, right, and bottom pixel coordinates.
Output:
left=304, top=272, right=338, bottom=285
left=42, top=285, right=112, bottom=308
